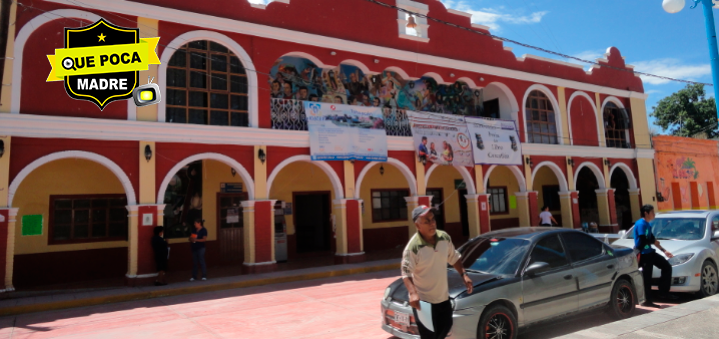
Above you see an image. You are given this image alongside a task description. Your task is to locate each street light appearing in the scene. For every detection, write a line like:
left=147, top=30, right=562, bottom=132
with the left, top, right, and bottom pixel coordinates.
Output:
left=663, top=0, right=719, bottom=115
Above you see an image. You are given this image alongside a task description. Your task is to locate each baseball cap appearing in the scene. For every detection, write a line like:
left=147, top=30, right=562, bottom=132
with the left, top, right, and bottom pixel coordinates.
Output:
left=412, top=205, right=436, bottom=222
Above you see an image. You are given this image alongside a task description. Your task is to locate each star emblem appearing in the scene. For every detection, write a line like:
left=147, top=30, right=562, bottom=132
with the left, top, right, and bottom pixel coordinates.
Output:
left=98, top=33, right=106, bottom=42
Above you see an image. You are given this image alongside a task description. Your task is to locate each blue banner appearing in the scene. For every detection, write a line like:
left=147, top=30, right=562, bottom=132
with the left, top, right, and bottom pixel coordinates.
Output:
left=305, top=102, right=388, bottom=162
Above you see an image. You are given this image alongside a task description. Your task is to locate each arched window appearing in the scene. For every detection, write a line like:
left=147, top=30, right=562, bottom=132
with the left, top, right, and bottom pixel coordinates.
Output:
left=604, top=102, right=630, bottom=148
left=166, top=41, right=248, bottom=126
left=525, top=90, right=557, bottom=144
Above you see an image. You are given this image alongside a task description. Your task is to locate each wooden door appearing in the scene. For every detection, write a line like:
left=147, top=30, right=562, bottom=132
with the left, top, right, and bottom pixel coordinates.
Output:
left=217, top=193, right=248, bottom=263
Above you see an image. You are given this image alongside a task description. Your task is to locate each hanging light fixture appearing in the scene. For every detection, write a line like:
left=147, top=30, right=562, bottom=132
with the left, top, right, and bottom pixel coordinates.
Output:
left=406, top=15, right=418, bottom=29
left=231, top=168, right=237, bottom=177
left=379, top=165, right=385, bottom=176
left=144, top=144, right=152, bottom=162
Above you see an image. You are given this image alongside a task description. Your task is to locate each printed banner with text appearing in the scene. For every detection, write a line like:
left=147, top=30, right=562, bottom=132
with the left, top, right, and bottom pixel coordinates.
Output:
left=305, top=102, right=388, bottom=161
left=407, top=111, right=473, bottom=167
left=465, top=117, right=522, bottom=165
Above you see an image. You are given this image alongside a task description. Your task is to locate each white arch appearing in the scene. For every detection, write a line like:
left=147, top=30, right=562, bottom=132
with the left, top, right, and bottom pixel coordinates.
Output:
left=531, top=161, right=569, bottom=192
left=424, top=164, right=476, bottom=195
left=483, top=165, right=527, bottom=192
left=522, top=84, right=564, bottom=145
left=566, top=91, right=601, bottom=146
left=266, top=155, right=343, bottom=199
left=609, top=162, right=638, bottom=190
left=340, top=59, right=375, bottom=75
left=158, top=30, right=259, bottom=126
left=600, top=96, right=631, bottom=148
left=385, top=66, right=415, bottom=81
left=456, top=77, right=478, bottom=89
left=573, top=161, right=607, bottom=191
left=422, top=72, right=452, bottom=85
left=157, top=153, right=255, bottom=203
left=484, top=81, right=520, bottom=123
left=355, top=158, right=418, bottom=199
left=8, top=151, right=137, bottom=207
left=280, top=51, right=328, bottom=69
left=11, top=10, right=103, bottom=114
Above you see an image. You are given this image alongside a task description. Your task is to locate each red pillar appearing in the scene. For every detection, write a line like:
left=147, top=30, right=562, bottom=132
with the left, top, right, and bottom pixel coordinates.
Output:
left=244, top=200, right=278, bottom=274
left=528, top=191, right=540, bottom=227
left=603, top=189, right=620, bottom=234
left=478, top=194, right=491, bottom=234
left=571, top=191, right=581, bottom=229
left=418, top=196, right=431, bottom=207
left=0, top=209, right=11, bottom=292
left=335, top=199, right=366, bottom=264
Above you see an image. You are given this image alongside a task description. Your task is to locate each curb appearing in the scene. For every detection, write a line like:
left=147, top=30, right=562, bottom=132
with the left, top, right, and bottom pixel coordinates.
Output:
left=0, top=262, right=400, bottom=317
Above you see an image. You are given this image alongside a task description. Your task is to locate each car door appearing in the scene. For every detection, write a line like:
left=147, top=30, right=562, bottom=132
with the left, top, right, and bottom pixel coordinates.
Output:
left=521, top=234, right=578, bottom=324
left=561, top=232, right=617, bottom=311
left=710, top=214, right=719, bottom=257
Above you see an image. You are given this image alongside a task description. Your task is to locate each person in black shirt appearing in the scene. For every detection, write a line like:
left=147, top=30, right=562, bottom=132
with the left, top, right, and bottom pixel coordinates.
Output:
left=190, top=219, right=208, bottom=281
left=151, top=226, right=169, bottom=286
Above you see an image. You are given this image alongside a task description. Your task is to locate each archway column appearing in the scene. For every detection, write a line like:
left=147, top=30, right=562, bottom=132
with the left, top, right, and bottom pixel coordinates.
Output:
left=595, top=188, right=618, bottom=233
left=334, top=199, right=365, bottom=264
left=463, top=194, right=490, bottom=237
left=628, top=189, right=641, bottom=225
left=558, top=191, right=578, bottom=228
left=242, top=199, right=278, bottom=273
left=0, top=208, right=18, bottom=292
left=516, top=191, right=538, bottom=227
left=125, top=204, right=165, bottom=286
left=404, top=195, right=433, bottom=239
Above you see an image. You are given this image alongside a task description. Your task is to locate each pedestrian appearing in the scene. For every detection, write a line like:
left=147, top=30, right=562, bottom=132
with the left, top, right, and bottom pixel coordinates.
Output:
left=539, top=206, right=558, bottom=226
left=151, top=226, right=169, bottom=286
left=190, top=218, right=208, bottom=281
left=634, top=204, right=677, bottom=308
left=401, top=205, right=473, bottom=339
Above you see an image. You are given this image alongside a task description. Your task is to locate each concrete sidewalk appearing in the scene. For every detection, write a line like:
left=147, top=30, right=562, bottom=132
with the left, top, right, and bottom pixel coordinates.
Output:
left=556, top=294, right=719, bottom=338
left=0, top=259, right=399, bottom=317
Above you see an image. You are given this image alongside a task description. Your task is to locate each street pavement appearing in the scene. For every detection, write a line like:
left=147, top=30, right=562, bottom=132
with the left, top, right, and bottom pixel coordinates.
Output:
left=0, top=269, right=705, bottom=338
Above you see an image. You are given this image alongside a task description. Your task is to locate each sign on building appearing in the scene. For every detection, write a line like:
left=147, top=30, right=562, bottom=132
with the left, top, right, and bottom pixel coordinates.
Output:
left=465, top=117, right=522, bottom=165
left=407, top=111, right=473, bottom=167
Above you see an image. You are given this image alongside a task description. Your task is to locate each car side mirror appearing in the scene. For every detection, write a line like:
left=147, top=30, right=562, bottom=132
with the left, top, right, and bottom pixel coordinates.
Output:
left=618, top=230, right=626, bottom=237
left=712, top=230, right=719, bottom=241
left=524, top=262, right=550, bottom=277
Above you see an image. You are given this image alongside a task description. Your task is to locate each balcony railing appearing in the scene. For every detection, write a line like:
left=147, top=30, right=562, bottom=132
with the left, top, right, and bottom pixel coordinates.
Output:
left=270, top=98, right=412, bottom=137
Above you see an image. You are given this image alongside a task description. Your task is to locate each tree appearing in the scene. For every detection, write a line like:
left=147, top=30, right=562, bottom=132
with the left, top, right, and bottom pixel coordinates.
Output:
left=650, top=84, right=718, bottom=138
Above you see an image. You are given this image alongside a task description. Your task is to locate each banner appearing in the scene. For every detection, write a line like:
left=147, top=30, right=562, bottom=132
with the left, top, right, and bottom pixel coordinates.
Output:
left=407, top=111, right=473, bottom=167
left=305, top=102, right=388, bottom=161
left=465, top=117, right=522, bottom=165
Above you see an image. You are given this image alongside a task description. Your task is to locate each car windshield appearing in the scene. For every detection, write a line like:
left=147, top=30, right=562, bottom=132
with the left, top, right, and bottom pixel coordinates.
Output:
left=459, top=237, right=530, bottom=275
left=625, top=217, right=706, bottom=241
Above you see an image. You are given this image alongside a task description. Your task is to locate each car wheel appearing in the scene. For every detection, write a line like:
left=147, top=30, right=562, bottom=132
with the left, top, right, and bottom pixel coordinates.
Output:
left=698, top=260, right=718, bottom=298
left=608, top=279, right=635, bottom=320
left=476, top=304, right=517, bottom=339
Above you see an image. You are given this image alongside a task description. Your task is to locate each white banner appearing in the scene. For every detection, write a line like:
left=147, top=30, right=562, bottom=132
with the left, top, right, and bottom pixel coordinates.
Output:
left=305, top=102, right=388, bottom=161
left=407, top=111, right=473, bottom=167
left=465, top=117, right=522, bottom=165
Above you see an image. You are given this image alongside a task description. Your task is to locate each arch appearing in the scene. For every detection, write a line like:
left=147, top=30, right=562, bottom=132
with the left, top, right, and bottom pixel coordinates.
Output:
left=157, top=153, right=255, bottom=203
left=9, top=151, right=137, bottom=207
left=609, top=162, right=638, bottom=190
left=280, top=51, right=329, bottom=69
left=484, top=81, right=520, bottom=122
left=11, top=9, right=103, bottom=114
left=601, top=95, right=626, bottom=110
left=573, top=162, right=607, bottom=191
left=456, top=77, right=478, bottom=89
left=384, top=66, right=414, bottom=80
left=422, top=72, right=451, bottom=85
left=267, top=155, right=343, bottom=199
left=566, top=91, right=601, bottom=146
left=522, top=84, right=564, bottom=145
left=424, top=164, right=476, bottom=195
left=340, top=59, right=375, bottom=75
left=355, top=158, right=417, bottom=199
left=158, top=30, right=259, bottom=126
left=531, top=161, right=568, bottom=192
left=483, top=165, right=527, bottom=192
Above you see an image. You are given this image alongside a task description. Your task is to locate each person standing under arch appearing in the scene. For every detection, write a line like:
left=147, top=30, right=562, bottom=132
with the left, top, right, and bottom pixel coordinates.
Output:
left=539, top=206, right=558, bottom=226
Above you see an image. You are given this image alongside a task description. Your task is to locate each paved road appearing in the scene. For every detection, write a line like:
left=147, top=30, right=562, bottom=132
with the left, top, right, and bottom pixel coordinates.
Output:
left=0, top=270, right=697, bottom=339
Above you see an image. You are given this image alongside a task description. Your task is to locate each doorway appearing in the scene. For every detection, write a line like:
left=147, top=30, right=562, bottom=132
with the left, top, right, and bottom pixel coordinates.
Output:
left=576, top=167, right=600, bottom=225
left=217, top=192, right=247, bottom=264
left=459, top=189, right=469, bottom=236
left=610, top=170, right=632, bottom=230
left=426, top=188, right=445, bottom=230
left=293, top=192, right=332, bottom=253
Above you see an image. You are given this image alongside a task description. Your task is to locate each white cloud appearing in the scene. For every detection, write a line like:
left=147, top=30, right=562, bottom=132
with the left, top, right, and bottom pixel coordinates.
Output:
left=630, top=58, right=711, bottom=85
left=441, top=0, right=547, bottom=31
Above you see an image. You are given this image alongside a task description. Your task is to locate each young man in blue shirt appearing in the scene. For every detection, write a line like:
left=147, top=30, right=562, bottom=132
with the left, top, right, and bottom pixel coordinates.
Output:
left=634, top=205, right=677, bottom=308
left=190, top=219, right=208, bottom=281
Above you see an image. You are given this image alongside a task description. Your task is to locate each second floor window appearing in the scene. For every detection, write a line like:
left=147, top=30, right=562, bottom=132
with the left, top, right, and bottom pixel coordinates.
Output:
left=525, top=90, right=558, bottom=144
left=604, top=102, right=631, bottom=148
left=166, top=40, right=249, bottom=127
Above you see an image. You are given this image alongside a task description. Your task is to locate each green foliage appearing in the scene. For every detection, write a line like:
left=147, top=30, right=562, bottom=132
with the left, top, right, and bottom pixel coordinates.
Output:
left=650, top=84, right=718, bottom=138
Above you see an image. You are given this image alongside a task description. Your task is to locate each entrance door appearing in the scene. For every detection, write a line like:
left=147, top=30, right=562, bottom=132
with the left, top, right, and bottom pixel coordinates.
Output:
left=294, top=192, right=332, bottom=253
left=217, top=192, right=247, bottom=263
left=459, top=189, right=469, bottom=236
left=426, top=189, right=445, bottom=230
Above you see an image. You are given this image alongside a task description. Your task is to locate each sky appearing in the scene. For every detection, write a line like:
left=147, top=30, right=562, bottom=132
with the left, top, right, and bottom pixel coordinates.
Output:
left=250, top=0, right=717, bottom=134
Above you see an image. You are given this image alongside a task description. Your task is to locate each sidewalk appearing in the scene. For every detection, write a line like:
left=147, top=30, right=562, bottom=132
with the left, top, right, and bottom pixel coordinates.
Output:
left=555, top=294, right=719, bottom=339
left=0, top=259, right=399, bottom=317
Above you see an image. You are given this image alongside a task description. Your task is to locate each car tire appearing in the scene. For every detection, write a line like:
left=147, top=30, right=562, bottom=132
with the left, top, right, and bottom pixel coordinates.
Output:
left=697, top=260, right=718, bottom=298
left=607, top=279, right=635, bottom=320
left=476, top=304, right=517, bottom=339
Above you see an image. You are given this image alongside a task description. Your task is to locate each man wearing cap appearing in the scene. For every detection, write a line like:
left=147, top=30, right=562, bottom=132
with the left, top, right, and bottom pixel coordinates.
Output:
left=402, top=205, right=473, bottom=339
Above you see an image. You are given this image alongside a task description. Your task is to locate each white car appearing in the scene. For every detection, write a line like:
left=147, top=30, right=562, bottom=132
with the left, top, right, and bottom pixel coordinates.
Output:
left=613, top=210, right=719, bottom=297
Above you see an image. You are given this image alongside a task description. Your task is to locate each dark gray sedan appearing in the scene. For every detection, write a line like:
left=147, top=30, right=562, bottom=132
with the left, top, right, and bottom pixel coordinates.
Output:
left=381, top=227, right=645, bottom=339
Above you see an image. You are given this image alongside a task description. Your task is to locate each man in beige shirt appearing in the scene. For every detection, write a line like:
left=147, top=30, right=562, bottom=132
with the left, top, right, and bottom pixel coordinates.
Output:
left=402, top=205, right=473, bottom=339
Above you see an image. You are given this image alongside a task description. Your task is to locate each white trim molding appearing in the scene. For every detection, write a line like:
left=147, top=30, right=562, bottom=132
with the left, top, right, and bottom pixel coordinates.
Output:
left=522, top=143, right=654, bottom=159
left=483, top=164, right=527, bottom=192
left=572, top=161, right=607, bottom=191
left=566, top=91, right=601, bottom=146
left=522, top=84, right=565, bottom=145
left=266, top=155, right=343, bottom=199
left=158, top=30, right=259, bottom=127
left=424, top=164, right=476, bottom=195
left=609, top=162, right=639, bottom=190
left=157, top=153, right=255, bottom=202
left=531, top=161, right=569, bottom=192
left=8, top=151, right=137, bottom=207
left=355, top=158, right=418, bottom=199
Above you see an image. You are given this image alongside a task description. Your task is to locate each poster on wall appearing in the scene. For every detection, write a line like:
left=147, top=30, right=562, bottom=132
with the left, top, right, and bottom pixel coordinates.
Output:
left=407, top=111, right=473, bottom=167
left=305, top=102, right=388, bottom=161
left=465, top=117, right=522, bottom=165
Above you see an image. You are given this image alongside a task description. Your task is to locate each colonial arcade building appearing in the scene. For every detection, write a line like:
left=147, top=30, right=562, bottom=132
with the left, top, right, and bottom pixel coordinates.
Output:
left=0, top=0, right=656, bottom=289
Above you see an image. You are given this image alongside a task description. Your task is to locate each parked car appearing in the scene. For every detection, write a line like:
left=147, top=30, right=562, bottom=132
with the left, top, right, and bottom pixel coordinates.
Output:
left=381, top=227, right=644, bottom=339
left=612, top=210, right=719, bottom=298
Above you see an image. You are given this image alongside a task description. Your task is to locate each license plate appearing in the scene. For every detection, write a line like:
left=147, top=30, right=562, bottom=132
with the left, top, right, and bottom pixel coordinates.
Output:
left=395, top=311, right=410, bottom=326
